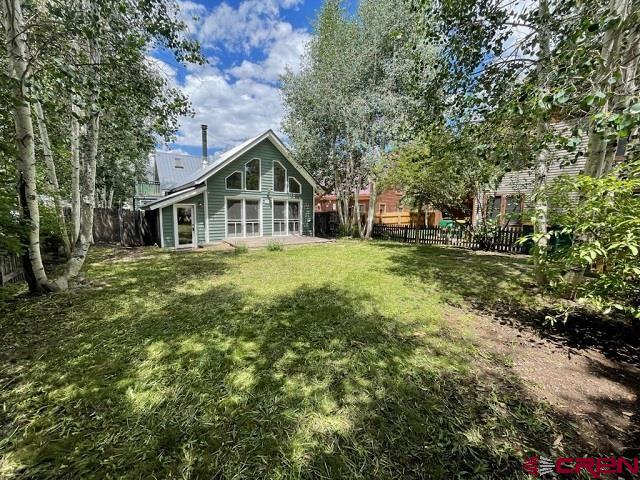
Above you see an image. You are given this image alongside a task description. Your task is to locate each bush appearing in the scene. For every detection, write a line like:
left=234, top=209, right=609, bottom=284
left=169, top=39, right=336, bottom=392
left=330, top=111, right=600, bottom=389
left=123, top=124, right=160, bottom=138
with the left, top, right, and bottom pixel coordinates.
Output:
left=234, top=245, right=248, bottom=255
left=540, top=167, right=640, bottom=321
left=266, top=241, right=283, bottom=252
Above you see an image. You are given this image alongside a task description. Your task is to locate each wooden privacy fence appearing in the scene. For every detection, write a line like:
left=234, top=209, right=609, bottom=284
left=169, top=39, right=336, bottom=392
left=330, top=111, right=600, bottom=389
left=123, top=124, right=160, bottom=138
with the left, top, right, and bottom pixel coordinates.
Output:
left=0, top=255, right=24, bottom=286
left=372, top=224, right=529, bottom=254
left=92, top=208, right=158, bottom=246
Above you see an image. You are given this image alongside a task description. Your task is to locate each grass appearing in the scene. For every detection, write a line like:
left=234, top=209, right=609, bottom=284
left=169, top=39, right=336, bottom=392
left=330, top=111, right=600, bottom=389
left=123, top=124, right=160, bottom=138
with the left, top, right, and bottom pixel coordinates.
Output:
left=0, top=241, right=569, bottom=479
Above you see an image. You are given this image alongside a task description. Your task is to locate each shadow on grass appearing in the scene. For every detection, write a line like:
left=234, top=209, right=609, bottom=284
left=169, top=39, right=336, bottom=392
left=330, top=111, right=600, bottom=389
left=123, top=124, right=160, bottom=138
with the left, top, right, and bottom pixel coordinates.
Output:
left=375, top=242, right=640, bottom=367
left=1, top=260, right=578, bottom=478
left=375, top=241, right=640, bottom=453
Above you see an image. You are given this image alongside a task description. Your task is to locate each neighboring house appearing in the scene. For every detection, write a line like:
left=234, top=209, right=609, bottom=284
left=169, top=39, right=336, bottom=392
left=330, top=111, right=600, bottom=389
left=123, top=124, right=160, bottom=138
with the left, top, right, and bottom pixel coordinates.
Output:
left=472, top=121, right=589, bottom=226
left=142, top=130, right=318, bottom=248
left=315, top=188, right=425, bottom=224
left=133, top=152, right=203, bottom=210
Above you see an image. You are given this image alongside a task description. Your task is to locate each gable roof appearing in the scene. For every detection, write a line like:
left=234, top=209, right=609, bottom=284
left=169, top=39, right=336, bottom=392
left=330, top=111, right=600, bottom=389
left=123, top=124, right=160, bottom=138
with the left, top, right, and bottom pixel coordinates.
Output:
left=168, top=130, right=319, bottom=193
left=154, top=151, right=202, bottom=191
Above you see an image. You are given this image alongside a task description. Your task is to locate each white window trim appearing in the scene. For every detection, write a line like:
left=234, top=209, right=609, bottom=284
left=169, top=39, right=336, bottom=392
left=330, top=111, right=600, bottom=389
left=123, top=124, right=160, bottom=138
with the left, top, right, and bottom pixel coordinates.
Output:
left=224, top=195, right=263, bottom=238
left=173, top=203, right=197, bottom=248
left=273, top=160, right=287, bottom=193
left=204, top=183, right=210, bottom=243
left=159, top=207, right=164, bottom=248
left=225, top=170, right=243, bottom=191
left=288, top=176, right=301, bottom=195
left=244, top=158, right=261, bottom=192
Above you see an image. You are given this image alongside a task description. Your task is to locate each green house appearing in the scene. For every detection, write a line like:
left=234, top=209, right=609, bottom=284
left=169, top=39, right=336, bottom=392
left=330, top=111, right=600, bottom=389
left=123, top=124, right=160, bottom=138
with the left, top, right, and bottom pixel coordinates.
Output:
left=143, top=130, right=319, bottom=248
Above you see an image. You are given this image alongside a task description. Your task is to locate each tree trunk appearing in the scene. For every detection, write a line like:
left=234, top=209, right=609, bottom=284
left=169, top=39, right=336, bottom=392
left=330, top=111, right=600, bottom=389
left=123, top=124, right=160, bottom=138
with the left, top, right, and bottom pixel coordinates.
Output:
left=70, top=100, right=82, bottom=244
left=584, top=0, right=629, bottom=178
left=532, top=0, right=551, bottom=286
left=33, top=101, right=71, bottom=257
left=2, top=0, right=52, bottom=293
left=353, top=185, right=363, bottom=237
left=364, top=179, right=377, bottom=239
left=55, top=3, right=101, bottom=289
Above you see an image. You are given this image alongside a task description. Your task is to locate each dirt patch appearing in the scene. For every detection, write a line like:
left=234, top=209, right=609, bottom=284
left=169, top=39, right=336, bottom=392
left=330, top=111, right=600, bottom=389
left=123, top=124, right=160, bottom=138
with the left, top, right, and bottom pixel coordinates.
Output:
left=449, top=311, right=640, bottom=455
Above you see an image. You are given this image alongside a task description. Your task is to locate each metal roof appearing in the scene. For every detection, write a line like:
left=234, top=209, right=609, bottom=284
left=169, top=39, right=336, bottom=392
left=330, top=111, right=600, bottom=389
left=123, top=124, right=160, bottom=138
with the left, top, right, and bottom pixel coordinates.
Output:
left=154, top=151, right=203, bottom=191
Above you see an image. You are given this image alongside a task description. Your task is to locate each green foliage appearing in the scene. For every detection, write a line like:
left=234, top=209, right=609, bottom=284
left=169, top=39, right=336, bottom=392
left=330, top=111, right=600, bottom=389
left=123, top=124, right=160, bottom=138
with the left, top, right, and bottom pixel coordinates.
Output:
left=234, top=245, right=248, bottom=255
left=536, top=165, right=640, bottom=319
left=0, top=160, right=24, bottom=256
left=266, top=241, right=283, bottom=252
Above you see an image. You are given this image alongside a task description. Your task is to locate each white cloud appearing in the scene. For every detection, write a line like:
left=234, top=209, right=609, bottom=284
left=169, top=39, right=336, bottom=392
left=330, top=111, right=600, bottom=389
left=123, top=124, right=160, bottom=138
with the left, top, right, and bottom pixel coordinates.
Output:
left=160, top=0, right=309, bottom=150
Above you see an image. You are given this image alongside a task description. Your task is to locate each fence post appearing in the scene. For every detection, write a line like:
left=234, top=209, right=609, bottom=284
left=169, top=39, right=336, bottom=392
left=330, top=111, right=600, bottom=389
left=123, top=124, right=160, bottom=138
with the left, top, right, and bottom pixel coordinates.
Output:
left=403, top=225, right=408, bottom=242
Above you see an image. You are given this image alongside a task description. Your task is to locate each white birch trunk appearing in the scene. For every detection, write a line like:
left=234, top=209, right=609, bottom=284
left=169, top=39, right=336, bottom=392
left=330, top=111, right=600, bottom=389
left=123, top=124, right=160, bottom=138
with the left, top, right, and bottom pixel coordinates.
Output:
left=2, top=0, right=52, bottom=293
left=70, top=100, right=82, bottom=244
left=33, top=101, right=71, bottom=257
left=55, top=2, right=101, bottom=289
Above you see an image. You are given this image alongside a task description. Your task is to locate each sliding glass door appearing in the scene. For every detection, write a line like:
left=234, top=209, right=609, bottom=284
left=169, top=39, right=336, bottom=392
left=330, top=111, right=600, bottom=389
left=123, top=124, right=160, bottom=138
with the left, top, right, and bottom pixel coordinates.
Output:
left=226, top=198, right=262, bottom=238
left=273, top=201, right=286, bottom=236
left=245, top=200, right=260, bottom=237
left=226, top=199, right=243, bottom=237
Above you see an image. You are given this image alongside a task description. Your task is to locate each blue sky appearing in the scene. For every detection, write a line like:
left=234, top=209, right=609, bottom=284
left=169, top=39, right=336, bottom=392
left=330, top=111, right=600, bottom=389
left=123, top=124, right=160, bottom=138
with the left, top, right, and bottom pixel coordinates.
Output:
left=151, top=0, right=326, bottom=156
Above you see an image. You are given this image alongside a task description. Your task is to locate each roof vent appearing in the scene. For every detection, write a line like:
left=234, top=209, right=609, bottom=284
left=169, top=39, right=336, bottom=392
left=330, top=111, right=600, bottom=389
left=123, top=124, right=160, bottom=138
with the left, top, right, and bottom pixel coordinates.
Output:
left=174, top=158, right=184, bottom=169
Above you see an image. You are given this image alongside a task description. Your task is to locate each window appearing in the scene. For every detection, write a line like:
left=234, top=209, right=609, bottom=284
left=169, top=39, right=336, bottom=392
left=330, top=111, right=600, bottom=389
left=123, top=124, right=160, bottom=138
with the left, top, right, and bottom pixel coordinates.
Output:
left=226, top=171, right=242, bottom=190
left=288, top=201, right=300, bottom=234
left=273, top=161, right=286, bottom=192
left=505, top=196, right=522, bottom=224
left=359, top=203, right=366, bottom=214
left=332, top=202, right=336, bottom=211
left=488, top=195, right=502, bottom=220
left=378, top=204, right=386, bottom=215
left=273, top=201, right=286, bottom=236
left=174, top=158, right=184, bottom=169
left=288, top=177, right=301, bottom=194
left=245, top=158, right=260, bottom=191
left=226, top=199, right=243, bottom=237
left=245, top=200, right=260, bottom=237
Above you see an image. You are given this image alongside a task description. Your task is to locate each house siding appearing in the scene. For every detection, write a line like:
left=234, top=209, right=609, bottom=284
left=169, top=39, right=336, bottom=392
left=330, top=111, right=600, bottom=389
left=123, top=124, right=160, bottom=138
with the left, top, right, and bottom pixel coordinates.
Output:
left=206, top=139, right=314, bottom=241
left=474, top=120, right=589, bottom=224
left=161, top=206, right=174, bottom=247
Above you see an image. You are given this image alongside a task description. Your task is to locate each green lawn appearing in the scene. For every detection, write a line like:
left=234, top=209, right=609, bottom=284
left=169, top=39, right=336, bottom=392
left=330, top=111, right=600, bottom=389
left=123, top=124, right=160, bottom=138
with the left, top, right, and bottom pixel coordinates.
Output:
left=1, top=241, right=567, bottom=479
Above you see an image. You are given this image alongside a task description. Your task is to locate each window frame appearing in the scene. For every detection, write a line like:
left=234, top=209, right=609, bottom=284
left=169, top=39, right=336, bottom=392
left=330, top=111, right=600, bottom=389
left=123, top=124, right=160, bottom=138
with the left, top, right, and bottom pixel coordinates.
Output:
left=224, top=196, right=263, bottom=238
left=244, top=158, right=261, bottom=192
left=272, top=199, right=303, bottom=236
left=288, top=176, right=301, bottom=194
left=225, top=171, right=243, bottom=191
left=273, top=160, right=287, bottom=193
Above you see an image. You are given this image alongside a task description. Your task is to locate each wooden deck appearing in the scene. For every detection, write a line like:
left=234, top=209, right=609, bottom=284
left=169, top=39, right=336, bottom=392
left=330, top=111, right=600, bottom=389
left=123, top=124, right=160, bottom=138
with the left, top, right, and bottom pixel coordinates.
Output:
left=223, top=235, right=333, bottom=249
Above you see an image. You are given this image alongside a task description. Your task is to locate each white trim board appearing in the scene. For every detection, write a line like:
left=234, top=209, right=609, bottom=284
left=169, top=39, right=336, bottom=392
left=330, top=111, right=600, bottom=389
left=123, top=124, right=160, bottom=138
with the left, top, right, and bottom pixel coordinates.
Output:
left=144, top=186, right=206, bottom=211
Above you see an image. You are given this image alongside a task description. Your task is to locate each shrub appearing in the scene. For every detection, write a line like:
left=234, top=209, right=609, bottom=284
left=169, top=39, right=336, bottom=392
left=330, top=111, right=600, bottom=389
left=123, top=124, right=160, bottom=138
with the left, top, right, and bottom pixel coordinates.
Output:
left=266, top=241, right=283, bottom=252
left=234, top=245, right=249, bottom=255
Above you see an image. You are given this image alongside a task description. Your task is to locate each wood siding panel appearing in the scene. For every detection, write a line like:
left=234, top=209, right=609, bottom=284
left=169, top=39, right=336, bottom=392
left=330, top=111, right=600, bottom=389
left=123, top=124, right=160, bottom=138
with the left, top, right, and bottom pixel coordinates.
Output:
left=161, top=206, right=174, bottom=247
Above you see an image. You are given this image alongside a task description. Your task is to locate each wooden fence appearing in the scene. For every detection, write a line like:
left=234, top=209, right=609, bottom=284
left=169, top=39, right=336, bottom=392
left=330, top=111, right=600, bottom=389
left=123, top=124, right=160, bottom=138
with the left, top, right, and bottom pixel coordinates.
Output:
left=372, top=224, right=529, bottom=254
left=92, top=208, right=158, bottom=246
left=0, top=255, right=24, bottom=286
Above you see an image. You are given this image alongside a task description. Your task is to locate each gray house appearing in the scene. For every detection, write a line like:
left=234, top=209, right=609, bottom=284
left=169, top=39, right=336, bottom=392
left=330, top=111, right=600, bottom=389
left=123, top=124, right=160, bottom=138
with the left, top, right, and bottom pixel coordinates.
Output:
left=142, top=130, right=318, bottom=248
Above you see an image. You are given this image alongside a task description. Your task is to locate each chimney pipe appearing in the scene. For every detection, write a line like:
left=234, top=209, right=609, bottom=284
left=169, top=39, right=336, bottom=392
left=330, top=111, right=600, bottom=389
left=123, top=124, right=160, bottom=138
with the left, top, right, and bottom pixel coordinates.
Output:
left=201, top=124, right=208, bottom=167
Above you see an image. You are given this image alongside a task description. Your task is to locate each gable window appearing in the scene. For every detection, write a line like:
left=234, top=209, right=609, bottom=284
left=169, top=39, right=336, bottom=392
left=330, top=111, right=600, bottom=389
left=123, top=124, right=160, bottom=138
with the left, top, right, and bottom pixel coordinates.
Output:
left=245, top=158, right=260, bottom=191
left=378, top=204, right=386, bottom=215
left=273, top=161, right=286, bottom=192
left=226, top=171, right=242, bottom=190
left=288, top=177, right=301, bottom=194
